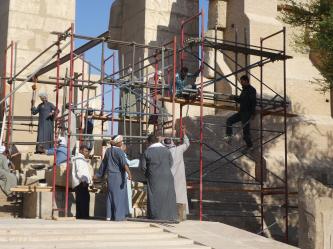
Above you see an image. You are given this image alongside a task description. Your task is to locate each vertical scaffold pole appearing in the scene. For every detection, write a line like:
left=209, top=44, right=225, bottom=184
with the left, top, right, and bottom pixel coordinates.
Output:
left=130, top=44, right=136, bottom=138
left=79, top=54, right=85, bottom=146
left=52, top=35, right=61, bottom=216
left=172, top=36, right=176, bottom=137
left=259, top=37, right=264, bottom=234
left=283, top=27, right=289, bottom=243
left=1, top=45, right=8, bottom=124
left=111, top=52, right=115, bottom=135
left=161, top=47, right=165, bottom=136
left=199, top=9, right=205, bottom=221
left=101, top=41, right=105, bottom=137
left=153, top=54, right=158, bottom=134
left=180, top=20, right=184, bottom=69
left=7, top=41, right=14, bottom=147
left=235, top=29, right=238, bottom=109
left=65, top=23, right=75, bottom=217
left=11, top=42, right=17, bottom=143
left=179, top=104, right=183, bottom=139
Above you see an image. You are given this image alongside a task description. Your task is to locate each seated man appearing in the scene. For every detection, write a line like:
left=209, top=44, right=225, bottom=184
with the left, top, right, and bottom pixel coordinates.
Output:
left=170, top=66, right=200, bottom=99
left=44, top=136, right=68, bottom=166
left=0, top=146, right=17, bottom=198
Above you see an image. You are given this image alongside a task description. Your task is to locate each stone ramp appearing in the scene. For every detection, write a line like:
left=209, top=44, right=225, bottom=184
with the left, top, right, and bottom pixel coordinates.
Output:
left=156, top=221, right=298, bottom=249
left=0, top=219, right=211, bottom=249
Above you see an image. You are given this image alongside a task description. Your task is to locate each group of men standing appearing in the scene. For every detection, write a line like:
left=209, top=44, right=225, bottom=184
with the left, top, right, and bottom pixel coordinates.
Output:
left=93, top=128, right=190, bottom=221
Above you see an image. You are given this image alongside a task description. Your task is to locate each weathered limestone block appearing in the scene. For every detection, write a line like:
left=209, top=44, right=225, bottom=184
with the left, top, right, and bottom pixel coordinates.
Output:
left=298, top=178, right=333, bottom=249
left=22, top=191, right=106, bottom=219
left=9, top=12, right=44, bottom=30
left=208, top=0, right=227, bottom=30
left=45, top=0, right=75, bottom=19
left=9, top=0, right=40, bottom=15
left=45, top=165, right=73, bottom=188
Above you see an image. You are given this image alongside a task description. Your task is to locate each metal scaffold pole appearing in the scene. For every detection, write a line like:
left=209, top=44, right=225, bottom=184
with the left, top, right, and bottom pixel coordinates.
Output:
left=199, top=8, right=205, bottom=222
left=52, top=34, right=62, bottom=216
left=65, top=23, right=75, bottom=217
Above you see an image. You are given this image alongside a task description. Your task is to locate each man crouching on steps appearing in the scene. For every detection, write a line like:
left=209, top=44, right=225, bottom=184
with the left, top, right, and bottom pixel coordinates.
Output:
left=72, top=144, right=92, bottom=219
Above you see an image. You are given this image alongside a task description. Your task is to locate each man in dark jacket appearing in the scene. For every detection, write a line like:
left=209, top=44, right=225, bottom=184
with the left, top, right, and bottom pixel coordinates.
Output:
left=225, top=75, right=257, bottom=149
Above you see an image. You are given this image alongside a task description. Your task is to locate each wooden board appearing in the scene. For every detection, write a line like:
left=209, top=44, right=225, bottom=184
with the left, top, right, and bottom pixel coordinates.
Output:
left=160, top=97, right=297, bottom=117
left=11, top=185, right=52, bottom=193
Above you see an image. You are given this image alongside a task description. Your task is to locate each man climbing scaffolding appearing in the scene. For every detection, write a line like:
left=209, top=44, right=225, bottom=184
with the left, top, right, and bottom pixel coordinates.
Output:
left=224, top=75, right=257, bottom=151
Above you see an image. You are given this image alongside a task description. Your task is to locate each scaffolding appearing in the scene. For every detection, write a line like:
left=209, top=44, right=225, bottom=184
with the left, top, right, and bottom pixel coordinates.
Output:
left=1, top=8, right=293, bottom=243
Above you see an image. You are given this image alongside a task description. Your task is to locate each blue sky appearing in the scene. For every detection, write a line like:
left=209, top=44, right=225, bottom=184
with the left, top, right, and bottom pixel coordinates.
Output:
left=75, top=0, right=209, bottom=133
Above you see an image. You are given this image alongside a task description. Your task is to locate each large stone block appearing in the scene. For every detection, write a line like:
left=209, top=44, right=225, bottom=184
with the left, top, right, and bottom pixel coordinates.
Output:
left=298, top=178, right=333, bottom=249
left=9, top=0, right=41, bottom=15
left=208, top=0, right=227, bottom=29
left=43, top=17, right=72, bottom=33
left=9, top=12, right=44, bottom=30
left=22, top=191, right=107, bottom=218
left=44, top=0, right=75, bottom=20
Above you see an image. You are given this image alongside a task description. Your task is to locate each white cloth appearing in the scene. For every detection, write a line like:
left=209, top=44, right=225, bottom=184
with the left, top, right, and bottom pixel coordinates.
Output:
left=168, top=135, right=190, bottom=213
left=125, top=154, right=139, bottom=216
left=71, top=153, right=92, bottom=188
left=148, top=142, right=164, bottom=149
left=0, top=146, right=5, bottom=153
left=58, top=136, right=66, bottom=146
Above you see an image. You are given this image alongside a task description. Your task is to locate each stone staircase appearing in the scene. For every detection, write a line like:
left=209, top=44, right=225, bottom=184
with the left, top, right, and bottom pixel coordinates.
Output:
left=0, top=219, right=211, bottom=249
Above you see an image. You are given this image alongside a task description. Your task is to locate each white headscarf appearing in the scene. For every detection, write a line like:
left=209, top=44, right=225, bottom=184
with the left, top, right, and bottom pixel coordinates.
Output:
left=58, top=136, right=67, bottom=146
left=0, top=146, right=6, bottom=153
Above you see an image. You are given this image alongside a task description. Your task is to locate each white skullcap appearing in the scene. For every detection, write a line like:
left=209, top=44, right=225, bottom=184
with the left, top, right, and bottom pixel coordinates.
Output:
left=111, top=135, right=123, bottom=145
left=38, top=92, right=48, bottom=98
left=58, top=136, right=67, bottom=146
left=0, top=146, right=5, bottom=153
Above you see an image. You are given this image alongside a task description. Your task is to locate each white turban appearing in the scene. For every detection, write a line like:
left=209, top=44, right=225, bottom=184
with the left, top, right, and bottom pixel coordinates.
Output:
left=58, top=136, right=67, bottom=146
left=0, top=146, right=5, bottom=153
left=38, top=92, right=48, bottom=98
left=111, top=135, right=123, bottom=146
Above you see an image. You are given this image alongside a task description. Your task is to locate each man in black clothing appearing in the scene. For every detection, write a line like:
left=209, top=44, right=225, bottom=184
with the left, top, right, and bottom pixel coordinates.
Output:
left=224, top=75, right=257, bottom=149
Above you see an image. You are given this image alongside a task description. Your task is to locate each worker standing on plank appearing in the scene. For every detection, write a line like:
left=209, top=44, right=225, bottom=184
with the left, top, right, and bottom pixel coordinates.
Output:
left=31, top=90, right=56, bottom=153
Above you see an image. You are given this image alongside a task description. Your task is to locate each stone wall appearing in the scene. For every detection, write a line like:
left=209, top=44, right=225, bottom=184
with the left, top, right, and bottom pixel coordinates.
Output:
left=298, top=178, right=333, bottom=249
left=0, top=0, right=104, bottom=153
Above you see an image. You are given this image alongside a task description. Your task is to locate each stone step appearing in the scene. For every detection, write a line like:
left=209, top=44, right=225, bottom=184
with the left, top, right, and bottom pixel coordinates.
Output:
left=1, top=244, right=210, bottom=249
left=0, top=221, right=150, bottom=229
left=0, top=232, right=178, bottom=242
left=0, top=227, right=164, bottom=236
left=1, top=238, right=198, bottom=249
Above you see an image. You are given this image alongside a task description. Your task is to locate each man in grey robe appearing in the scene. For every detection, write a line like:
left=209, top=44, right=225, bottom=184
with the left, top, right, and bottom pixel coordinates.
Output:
left=139, top=134, right=177, bottom=221
left=163, top=127, right=190, bottom=214
left=0, top=146, right=17, bottom=197
left=31, top=92, right=56, bottom=153
left=94, top=135, right=132, bottom=221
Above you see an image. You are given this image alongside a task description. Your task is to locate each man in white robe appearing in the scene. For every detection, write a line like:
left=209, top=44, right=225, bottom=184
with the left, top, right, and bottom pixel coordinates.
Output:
left=163, top=127, right=190, bottom=214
